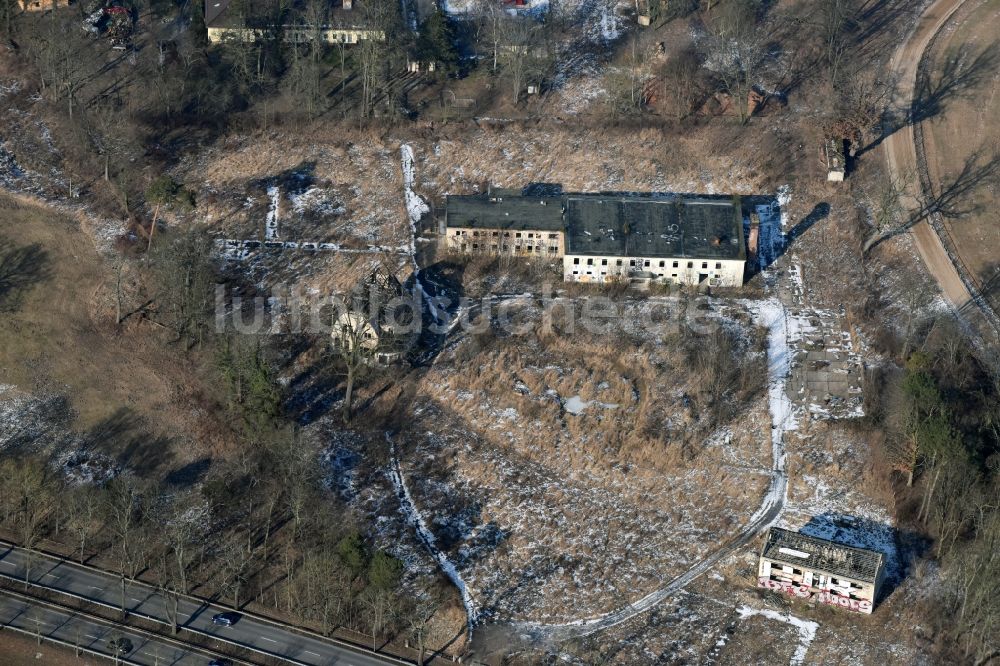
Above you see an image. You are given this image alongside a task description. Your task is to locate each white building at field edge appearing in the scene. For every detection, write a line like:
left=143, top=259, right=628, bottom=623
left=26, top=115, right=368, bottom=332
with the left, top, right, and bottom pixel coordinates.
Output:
left=444, top=190, right=747, bottom=288
left=205, top=0, right=385, bottom=45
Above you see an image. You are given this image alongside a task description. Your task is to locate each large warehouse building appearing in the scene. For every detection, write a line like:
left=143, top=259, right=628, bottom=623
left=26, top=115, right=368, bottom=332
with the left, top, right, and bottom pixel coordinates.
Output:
left=443, top=189, right=747, bottom=288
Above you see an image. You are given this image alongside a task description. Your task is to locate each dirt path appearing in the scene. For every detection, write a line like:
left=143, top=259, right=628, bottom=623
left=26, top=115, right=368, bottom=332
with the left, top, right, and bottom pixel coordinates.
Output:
left=881, top=0, right=972, bottom=308
left=920, top=0, right=1000, bottom=307
left=491, top=298, right=794, bottom=647
left=386, top=435, right=479, bottom=632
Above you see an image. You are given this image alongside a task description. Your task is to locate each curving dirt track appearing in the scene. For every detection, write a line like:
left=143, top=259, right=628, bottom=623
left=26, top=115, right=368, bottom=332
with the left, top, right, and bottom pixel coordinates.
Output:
left=881, top=0, right=1000, bottom=333
left=919, top=0, right=1000, bottom=314
left=466, top=299, right=794, bottom=652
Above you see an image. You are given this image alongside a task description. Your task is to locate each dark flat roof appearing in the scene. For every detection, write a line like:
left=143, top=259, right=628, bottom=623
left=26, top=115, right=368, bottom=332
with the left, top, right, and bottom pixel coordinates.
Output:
left=564, top=195, right=744, bottom=259
left=445, top=194, right=564, bottom=232
left=761, top=527, right=885, bottom=584
left=445, top=192, right=746, bottom=260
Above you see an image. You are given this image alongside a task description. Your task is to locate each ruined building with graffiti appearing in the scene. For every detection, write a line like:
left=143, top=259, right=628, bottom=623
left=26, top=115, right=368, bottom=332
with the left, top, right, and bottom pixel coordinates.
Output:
left=757, top=527, right=887, bottom=614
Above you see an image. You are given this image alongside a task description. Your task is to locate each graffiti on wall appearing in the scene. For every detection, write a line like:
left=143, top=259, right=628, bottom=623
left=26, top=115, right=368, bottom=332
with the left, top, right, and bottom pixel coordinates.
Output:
left=758, top=577, right=873, bottom=614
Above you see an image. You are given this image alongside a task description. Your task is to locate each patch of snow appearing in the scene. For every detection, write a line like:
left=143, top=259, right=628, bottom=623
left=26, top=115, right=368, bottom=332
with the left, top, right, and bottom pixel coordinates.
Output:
left=736, top=606, right=818, bottom=666
left=562, top=395, right=619, bottom=415
left=401, top=144, right=430, bottom=234
left=0, top=80, right=21, bottom=98
left=387, top=435, right=479, bottom=632
left=401, top=144, right=445, bottom=327
left=57, top=450, right=120, bottom=486
left=752, top=196, right=787, bottom=272
left=776, top=185, right=792, bottom=230
left=748, top=299, right=796, bottom=478
left=288, top=187, right=346, bottom=217
left=599, top=4, right=619, bottom=41
left=264, top=185, right=280, bottom=240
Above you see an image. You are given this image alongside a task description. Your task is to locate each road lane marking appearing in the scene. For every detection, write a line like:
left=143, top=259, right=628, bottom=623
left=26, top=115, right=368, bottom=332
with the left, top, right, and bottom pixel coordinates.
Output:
left=260, top=637, right=278, bottom=643
left=305, top=650, right=321, bottom=657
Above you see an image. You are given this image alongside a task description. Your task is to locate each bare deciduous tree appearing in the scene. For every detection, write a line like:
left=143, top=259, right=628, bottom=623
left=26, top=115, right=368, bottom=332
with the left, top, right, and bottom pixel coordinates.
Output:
left=331, top=305, right=376, bottom=422
left=31, top=14, right=90, bottom=118
left=219, top=537, right=254, bottom=610
left=496, top=16, right=549, bottom=106
left=407, top=592, right=442, bottom=666
left=0, top=458, right=55, bottom=587
left=829, top=70, right=892, bottom=156
left=103, top=475, right=150, bottom=613
left=65, top=484, right=101, bottom=564
left=285, top=0, right=329, bottom=118
left=163, top=492, right=208, bottom=596
left=358, top=0, right=397, bottom=118
left=815, top=0, right=859, bottom=87
left=701, top=0, right=767, bottom=124
left=658, top=45, right=703, bottom=120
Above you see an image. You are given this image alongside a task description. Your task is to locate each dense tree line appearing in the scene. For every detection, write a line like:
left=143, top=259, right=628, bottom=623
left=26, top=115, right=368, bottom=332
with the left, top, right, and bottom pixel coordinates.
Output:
left=870, top=324, right=1000, bottom=664
left=0, top=219, right=427, bottom=647
left=0, top=409, right=417, bottom=647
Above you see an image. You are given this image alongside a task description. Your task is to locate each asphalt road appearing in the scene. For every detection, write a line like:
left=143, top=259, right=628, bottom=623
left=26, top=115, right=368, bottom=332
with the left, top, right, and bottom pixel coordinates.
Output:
left=0, top=544, right=404, bottom=666
left=0, top=590, right=219, bottom=665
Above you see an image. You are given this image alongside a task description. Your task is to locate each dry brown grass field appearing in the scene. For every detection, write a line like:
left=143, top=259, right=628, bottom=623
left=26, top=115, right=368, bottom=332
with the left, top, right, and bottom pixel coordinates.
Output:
left=0, top=630, right=99, bottom=666
left=0, top=195, right=234, bottom=464
left=373, top=300, right=776, bottom=622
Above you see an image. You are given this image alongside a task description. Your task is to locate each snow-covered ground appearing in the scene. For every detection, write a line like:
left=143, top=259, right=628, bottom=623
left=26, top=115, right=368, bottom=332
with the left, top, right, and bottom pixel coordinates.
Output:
left=0, top=386, right=122, bottom=486
left=388, top=435, right=479, bottom=631
left=401, top=144, right=446, bottom=327
left=215, top=176, right=409, bottom=262
left=750, top=299, right=796, bottom=471
left=374, top=297, right=783, bottom=636
left=217, top=237, right=408, bottom=262
left=0, top=386, right=71, bottom=453
left=288, top=186, right=346, bottom=217
left=735, top=606, right=818, bottom=666
left=561, top=394, right=618, bottom=415
left=187, top=135, right=407, bottom=254
left=264, top=185, right=280, bottom=240
left=401, top=144, right=429, bottom=261
left=58, top=449, right=120, bottom=486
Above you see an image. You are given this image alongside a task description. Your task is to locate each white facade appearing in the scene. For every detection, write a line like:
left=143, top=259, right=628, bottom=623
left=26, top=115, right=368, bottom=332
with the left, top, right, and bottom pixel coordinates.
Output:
left=331, top=312, right=406, bottom=364
left=207, top=25, right=384, bottom=44
left=563, top=254, right=745, bottom=287
left=446, top=227, right=564, bottom=257
left=445, top=192, right=748, bottom=288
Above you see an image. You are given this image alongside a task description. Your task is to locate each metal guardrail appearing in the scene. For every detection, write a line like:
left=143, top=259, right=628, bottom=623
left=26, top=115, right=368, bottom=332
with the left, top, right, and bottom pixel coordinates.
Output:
left=0, top=540, right=417, bottom=666
left=1, top=621, right=132, bottom=665
left=0, top=571, right=265, bottom=665
left=0, top=585, right=251, bottom=665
